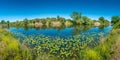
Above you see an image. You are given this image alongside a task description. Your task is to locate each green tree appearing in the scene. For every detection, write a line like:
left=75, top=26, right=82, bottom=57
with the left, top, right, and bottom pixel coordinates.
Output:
left=99, top=17, right=105, bottom=22
left=35, top=18, right=40, bottom=23
left=33, top=20, right=35, bottom=24
left=70, top=12, right=82, bottom=25
left=111, top=16, right=120, bottom=25
left=59, top=17, right=66, bottom=24
left=40, top=18, right=46, bottom=24
left=16, top=20, right=20, bottom=26
left=1, top=20, right=5, bottom=24
left=57, top=15, right=60, bottom=21
left=23, top=18, right=28, bottom=26
left=51, top=18, right=56, bottom=21
left=82, top=16, right=91, bottom=25
left=113, top=20, right=120, bottom=28
left=98, top=17, right=109, bottom=25
left=7, top=21, right=10, bottom=26
left=70, top=11, right=82, bottom=20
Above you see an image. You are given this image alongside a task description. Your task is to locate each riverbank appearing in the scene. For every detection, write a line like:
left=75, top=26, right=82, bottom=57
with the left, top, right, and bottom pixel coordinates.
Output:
left=112, top=29, right=120, bottom=60
left=112, top=37, right=120, bottom=60
left=0, top=29, right=32, bottom=60
left=0, top=25, right=2, bottom=28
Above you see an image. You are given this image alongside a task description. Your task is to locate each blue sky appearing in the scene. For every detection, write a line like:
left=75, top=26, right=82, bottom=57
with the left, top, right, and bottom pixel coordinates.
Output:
left=0, top=0, right=120, bottom=22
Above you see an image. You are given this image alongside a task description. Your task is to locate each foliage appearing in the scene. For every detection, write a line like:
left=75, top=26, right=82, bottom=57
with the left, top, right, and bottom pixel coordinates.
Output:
left=0, top=11, right=110, bottom=28
left=0, top=20, right=6, bottom=24
left=98, top=16, right=110, bottom=26
left=99, top=17, right=105, bottom=22
left=0, top=29, right=33, bottom=60
left=82, top=16, right=92, bottom=25
left=113, top=20, right=120, bottom=29
left=84, top=49, right=101, bottom=60
left=111, top=16, right=120, bottom=25
left=111, top=16, right=120, bottom=28
left=23, top=18, right=29, bottom=26
left=70, top=11, right=82, bottom=20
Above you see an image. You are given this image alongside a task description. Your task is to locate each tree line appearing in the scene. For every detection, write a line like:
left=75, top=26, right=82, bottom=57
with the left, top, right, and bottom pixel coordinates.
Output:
left=0, top=11, right=113, bottom=27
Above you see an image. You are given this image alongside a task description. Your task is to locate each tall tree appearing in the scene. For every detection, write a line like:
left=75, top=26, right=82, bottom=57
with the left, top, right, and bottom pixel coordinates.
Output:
left=111, top=16, right=120, bottom=25
left=70, top=11, right=82, bottom=20
left=57, top=15, right=60, bottom=21
left=35, top=18, right=40, bottom=23
left=99, top=17, right=105, bottom=22
left=82, top=16, right=91, bottom=25
left=16, top=20, right=20, bottom=26
left=1, top=20, right=5, bottom=24
left=23, top=18, right=28, bottom=26
left=7, top=21, right=10, bottom=26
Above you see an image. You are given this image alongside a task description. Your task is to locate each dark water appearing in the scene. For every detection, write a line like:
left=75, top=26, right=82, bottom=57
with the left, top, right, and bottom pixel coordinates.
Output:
left=8, top=25, right=112, bottom=38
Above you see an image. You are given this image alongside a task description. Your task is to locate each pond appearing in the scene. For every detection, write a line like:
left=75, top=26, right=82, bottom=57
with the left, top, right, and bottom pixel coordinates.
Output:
left=8, top=25, right=112, bottom=38
left=7, top=25, right=113, bottom=59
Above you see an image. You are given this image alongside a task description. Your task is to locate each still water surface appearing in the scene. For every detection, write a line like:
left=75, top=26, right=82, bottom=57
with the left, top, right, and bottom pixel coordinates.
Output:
left=8, top=25, right=112, bottom=38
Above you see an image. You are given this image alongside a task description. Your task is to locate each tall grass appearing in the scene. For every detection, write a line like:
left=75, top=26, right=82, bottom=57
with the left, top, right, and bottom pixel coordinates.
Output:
left=0, top=29, right=32, bottom=60
left=81, top=29, right=120, bottom=60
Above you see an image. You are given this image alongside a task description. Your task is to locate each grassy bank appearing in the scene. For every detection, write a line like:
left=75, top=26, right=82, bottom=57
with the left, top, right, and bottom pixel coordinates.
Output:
left=0, top=29, right=32, bottom=60
left=81, top=29, right=120, bottom=60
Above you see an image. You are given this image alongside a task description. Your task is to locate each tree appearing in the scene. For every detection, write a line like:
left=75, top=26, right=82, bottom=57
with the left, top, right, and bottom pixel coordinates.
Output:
left=40, top=18, right=46, bottom=24
left=111, top=16, right=120, bottom=25
left=99, top=17, right=105, bottom=22
left=113, top=20, right=120, bottom=28
left=23, top=18, right=28, bottom=26
left=99, top=17, right=110, bottom=25
left=57, top=15, right=60, bottom=21
left=35, top=18, right=40, bottom=23
left=82, top=16, right=91, bottom=25
left=1, top=20, right=5, bottom=24
left=70, top=12, right=83, bottom=25
left=58, top=17, right=65, bottom=24
left=16, top=20, right=20, bottom=26
left=70, top=11, right=82, bottom=20
left=33, top=20, right=35, bottom=24
left=7, top=21, right=10, bottom=26
left=51, top=18, right=56, bottom=21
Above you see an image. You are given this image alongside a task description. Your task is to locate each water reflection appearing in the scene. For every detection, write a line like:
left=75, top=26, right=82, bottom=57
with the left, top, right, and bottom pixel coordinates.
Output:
left=8, top=25, right=112, bottom=38
left=71, top=25, right=94, bottom=35
left=99, top=25, right=109, bottom=30
left=8, top=25, right=110, bottom=31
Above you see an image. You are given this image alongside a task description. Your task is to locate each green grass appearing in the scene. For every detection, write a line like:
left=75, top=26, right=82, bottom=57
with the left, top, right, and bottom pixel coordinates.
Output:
left=82, top=29, right=120, bottom=60
left=0, top=29, right=32, bottom=60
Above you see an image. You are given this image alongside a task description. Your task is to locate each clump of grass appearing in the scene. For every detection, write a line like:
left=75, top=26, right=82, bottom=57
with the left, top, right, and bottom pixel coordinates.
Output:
left=100, top=29, right=120, bottom=60
left=84, top=49, right=101, bottom=60
left=0, top=29, right=32, bottom=60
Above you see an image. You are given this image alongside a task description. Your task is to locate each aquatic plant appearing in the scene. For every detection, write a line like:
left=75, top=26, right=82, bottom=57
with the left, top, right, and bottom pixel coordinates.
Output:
left=11, top=31, right=105, bottom=60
